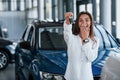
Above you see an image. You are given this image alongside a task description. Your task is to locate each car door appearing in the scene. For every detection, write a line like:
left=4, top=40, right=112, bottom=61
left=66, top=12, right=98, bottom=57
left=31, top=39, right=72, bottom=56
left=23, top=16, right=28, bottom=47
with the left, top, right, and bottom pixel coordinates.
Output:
left=19, top=25, right=35, bottom=70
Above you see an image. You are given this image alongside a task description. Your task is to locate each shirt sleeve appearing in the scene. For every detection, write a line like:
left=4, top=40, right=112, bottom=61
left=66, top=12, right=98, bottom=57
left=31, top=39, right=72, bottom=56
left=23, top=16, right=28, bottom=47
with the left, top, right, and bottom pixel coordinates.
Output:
left=81, top=37, right=100, bottom=62
left=63, top=21, right=73, bottom=45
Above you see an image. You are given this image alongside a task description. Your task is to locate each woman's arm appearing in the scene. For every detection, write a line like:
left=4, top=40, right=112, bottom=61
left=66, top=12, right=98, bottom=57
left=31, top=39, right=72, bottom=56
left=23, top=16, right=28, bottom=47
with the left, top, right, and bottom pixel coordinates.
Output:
left=81, top=37, right=99, bottom=62
left=63, top=21, right=73, bottom=45
left=63, top=12, right=73, bottom=45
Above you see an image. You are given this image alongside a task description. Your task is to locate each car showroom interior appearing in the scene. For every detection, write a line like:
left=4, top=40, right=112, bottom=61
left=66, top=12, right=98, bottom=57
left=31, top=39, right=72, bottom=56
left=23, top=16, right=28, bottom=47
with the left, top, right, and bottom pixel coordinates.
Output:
left=0, top=0, right=120, bottom=80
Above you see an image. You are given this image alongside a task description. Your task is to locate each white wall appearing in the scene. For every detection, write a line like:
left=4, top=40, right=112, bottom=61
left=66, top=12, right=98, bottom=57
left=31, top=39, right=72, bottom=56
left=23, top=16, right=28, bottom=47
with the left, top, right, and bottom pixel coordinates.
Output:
left=0, top=11, right=26, bottom=41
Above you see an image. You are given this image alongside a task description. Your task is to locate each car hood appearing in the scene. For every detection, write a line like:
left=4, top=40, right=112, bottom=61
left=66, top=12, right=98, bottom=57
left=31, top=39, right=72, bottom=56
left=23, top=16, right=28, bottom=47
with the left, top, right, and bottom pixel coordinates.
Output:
left=37, top=50, right=67, bottom=73
left=0, top=38, right=12, bottom=46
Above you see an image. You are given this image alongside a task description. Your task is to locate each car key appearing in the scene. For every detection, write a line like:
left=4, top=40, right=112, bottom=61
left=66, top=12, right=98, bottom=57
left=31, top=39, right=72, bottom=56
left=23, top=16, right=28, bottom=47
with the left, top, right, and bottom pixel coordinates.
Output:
left=69, top=17, right=74, bottom=24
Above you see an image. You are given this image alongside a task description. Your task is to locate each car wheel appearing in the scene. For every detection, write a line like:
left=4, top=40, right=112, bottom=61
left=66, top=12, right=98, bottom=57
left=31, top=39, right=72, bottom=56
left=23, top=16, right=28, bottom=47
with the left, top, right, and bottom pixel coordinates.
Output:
left=0, top=50, right=9, bottom=70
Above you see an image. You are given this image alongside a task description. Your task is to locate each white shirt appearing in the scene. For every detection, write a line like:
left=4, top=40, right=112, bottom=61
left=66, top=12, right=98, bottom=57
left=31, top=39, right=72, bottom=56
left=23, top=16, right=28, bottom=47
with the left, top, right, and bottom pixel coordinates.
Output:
left=63, top=22, right=99, bottom=80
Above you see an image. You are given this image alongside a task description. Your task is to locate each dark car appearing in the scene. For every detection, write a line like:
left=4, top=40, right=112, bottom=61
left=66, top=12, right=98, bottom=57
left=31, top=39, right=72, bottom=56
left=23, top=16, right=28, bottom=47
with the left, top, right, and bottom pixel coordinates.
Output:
left=15, top=20, right=120, bottom=80
left=0, top=26, right=16, bottom=70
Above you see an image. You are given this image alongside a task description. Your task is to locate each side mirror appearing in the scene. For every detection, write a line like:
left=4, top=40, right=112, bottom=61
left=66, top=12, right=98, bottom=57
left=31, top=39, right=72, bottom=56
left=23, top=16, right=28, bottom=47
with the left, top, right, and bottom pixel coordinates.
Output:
left=2, top=28, right=8, bottom=38
left=19, top=41, right=31, bottom=50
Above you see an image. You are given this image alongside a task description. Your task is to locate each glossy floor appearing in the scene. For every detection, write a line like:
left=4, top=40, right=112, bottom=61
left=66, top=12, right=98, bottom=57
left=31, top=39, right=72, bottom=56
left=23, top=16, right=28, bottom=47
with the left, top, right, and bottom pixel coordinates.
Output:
left=0, top=64, right=15, bottom=80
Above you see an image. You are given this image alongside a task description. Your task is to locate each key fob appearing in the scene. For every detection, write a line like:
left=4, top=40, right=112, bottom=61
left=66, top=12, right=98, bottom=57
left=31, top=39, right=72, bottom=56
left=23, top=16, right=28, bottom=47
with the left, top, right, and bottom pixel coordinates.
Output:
left=69, top=17, right=74, bottom=24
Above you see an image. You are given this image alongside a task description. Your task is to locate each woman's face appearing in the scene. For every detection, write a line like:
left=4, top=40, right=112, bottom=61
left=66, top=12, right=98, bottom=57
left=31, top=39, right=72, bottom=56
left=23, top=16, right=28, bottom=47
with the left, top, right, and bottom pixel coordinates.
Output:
left=78, top=14, right=91, bottom=31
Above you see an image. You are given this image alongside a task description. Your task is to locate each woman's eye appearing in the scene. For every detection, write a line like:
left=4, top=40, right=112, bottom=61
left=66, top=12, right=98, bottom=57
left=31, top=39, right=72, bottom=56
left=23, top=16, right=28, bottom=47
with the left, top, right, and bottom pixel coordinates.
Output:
left=79, top=20, right=83, bottom=22
left=86, top=19, right=90, bottom=22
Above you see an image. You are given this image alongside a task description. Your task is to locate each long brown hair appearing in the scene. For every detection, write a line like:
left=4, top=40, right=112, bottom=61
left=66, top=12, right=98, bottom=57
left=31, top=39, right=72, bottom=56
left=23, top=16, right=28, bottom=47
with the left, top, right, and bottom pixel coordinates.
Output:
left=72, top=11, right=94, bottom=38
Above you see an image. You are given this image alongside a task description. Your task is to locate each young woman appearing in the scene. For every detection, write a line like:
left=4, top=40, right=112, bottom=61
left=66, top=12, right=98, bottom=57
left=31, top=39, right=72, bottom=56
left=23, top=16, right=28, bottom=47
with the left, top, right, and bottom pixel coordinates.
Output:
left=63, top=11, right=99, bottom=80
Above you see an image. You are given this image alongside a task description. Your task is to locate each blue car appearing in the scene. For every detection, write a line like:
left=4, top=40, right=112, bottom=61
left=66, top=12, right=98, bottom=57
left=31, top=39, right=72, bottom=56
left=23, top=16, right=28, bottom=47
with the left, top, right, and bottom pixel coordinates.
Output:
left=15, top=20, right=120, bottom=80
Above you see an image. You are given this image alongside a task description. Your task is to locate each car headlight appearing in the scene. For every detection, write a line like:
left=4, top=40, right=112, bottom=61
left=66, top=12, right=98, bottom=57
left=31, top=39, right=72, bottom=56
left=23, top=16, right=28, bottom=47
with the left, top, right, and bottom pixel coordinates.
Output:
left=39, top=71, right=64, bottom=80
left=7, top=42, right=17, bottom=54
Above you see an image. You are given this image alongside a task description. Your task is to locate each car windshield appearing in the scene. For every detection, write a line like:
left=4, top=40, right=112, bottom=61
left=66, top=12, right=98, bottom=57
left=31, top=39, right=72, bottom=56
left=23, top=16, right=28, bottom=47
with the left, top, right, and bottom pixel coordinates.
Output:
left=39, top=26, right=67, bottom=50
left=38, top=23, right=119, bottom=50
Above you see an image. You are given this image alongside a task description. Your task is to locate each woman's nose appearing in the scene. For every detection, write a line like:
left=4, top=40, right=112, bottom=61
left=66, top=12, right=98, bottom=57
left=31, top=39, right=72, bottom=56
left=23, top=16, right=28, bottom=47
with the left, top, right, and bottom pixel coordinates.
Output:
left=82, top=21, right=87, bottom=26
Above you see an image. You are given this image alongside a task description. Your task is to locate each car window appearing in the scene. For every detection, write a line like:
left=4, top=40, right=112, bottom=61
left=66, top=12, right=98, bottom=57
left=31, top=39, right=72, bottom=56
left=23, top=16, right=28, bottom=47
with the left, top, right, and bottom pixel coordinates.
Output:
left=107, top=32, right=119, bottom=48
left=22, top=25, right=32, bottom=41
left=39, top=26, right=67, bottom=50
left=27, top=27, right=34, bottom=42
left=27, top=26, right=35, bottom=47
left=94, top=24, right=119, bottom=49
left=96, top=25, right=111, bottom=48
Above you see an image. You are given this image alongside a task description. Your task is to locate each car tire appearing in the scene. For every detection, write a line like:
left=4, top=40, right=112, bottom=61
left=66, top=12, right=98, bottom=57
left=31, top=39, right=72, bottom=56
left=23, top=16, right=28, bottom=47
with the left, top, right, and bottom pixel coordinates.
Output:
left=0, top=50, right=9, bottom=70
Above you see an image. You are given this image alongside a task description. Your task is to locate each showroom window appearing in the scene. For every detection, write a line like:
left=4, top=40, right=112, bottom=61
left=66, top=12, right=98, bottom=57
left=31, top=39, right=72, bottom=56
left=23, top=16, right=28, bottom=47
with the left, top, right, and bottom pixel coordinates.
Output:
left=11, top=0, right=17, bottom=11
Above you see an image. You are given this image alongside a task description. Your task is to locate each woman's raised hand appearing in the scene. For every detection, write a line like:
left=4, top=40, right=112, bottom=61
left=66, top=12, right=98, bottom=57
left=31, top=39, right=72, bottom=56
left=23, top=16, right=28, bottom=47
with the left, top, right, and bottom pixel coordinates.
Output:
left=65, top=12, right=73, bottom=25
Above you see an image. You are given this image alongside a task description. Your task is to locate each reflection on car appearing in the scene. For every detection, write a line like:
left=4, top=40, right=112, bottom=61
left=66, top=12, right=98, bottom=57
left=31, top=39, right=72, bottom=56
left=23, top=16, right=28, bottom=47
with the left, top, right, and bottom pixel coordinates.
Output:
left=15, top=20, right=120, bottom=80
